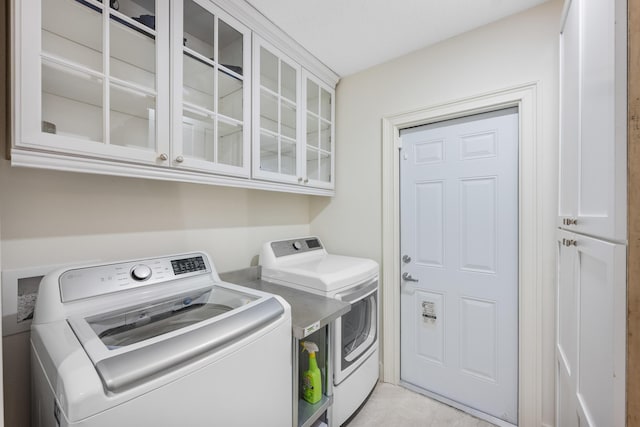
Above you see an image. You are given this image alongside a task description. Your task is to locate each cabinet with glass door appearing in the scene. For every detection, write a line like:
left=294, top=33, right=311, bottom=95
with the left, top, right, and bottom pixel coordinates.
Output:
left=252, top=36, right=302, bottom=185
left=13, top=0, right=336, bottom=194
left=252, top=37, right=335, bottom=189
left=15, top=0, right=170, bottom=163
left=303, top=71, right=334, bottom=189
left=172, top=0, right=251, bottom=176
left=14, top=0, right=250, bottom=177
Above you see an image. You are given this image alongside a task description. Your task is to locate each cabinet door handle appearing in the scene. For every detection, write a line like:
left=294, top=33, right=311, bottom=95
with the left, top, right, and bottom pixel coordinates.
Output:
left=159, top=153, right=168, bottom=161
left=562, top=238, right=577, bottom=247
left=298, top=177, right=303, bottom=183
left=175, top=156, right=184, bottom=163
left=304, top=178, right=309, bottom=184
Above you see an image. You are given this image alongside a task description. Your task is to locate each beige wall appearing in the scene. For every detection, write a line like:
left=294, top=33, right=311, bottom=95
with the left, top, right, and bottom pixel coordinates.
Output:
left=310, top=1, right=561, bottom=425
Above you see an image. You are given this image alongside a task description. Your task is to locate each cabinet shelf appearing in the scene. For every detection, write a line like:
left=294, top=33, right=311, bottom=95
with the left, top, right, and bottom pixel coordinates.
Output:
left=42, top=58, right=156, bottom=118
left=183, top=47, right=243, bottom=81
left=74, top=0, right=157, bottom=38
left=44, top=0, right=157, bottom=91
left=183, top=102, right=243, bottom=128
left=298, top=395, right=331, bottom=427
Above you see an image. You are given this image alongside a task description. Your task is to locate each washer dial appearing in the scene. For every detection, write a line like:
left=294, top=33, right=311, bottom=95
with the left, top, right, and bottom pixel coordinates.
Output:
left=131, top=264, right=152, bottom=281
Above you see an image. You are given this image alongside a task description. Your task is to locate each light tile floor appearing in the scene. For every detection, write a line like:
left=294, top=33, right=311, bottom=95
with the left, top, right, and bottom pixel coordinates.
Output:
left=344, top=383, right=497, bottom=427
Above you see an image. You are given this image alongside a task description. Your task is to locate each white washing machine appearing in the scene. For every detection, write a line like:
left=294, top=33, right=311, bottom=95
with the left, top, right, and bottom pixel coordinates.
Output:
left=260, top=237, right=379, bottom=426
left=31, top=252, right=292, bottom=427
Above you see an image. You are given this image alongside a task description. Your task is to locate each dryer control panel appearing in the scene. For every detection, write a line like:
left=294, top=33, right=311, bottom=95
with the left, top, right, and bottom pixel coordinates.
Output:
left=270, top=237, right=324, bottom=257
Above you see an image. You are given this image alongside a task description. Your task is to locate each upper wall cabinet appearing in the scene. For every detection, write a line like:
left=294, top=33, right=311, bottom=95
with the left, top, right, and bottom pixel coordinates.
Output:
left=303, top=71, right=334, bottom=189
left=172, top=0, right=251, bottom=177
left=16, top=0, right=170, bottom=164
left=252, top=37, right=335, bottom=189
left=12, top=0, right=339, bottom=195
left=252, top=37, right=302, bottom=184
left=558, top=0, right=627, bottom=241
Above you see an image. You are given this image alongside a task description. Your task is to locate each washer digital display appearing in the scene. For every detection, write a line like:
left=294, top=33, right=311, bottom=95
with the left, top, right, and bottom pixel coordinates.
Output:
left=171, top=256, right=207, bottom=275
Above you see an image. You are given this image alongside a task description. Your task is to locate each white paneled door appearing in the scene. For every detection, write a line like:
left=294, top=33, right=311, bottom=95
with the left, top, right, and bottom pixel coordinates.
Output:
left=555, top=229, right=626, bottom=427
left=399, top=108, right=519, bottom=425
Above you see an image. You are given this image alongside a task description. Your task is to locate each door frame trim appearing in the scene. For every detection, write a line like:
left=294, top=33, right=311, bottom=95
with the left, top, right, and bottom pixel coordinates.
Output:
left=381, top=82, right=541, bottom=426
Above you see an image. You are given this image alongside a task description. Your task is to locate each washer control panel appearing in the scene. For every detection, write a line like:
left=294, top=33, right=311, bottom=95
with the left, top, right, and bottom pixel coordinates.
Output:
left=270, top=237, right=324, bottom=258
left=59, top=253, right=211, bottom=302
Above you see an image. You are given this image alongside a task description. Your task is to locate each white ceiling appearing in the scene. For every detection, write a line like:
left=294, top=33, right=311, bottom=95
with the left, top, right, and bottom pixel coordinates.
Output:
left=245, top=0, right=551, bottom=77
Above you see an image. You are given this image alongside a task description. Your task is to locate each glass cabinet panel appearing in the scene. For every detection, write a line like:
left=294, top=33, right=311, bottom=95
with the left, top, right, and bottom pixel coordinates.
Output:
left=281, top=101, right=297, bottom=140
left=38, top=0, right=164, bottom=159
left=219, top=20, right=243, bottom=75
left=42, top=0, right=103, bottom=72
left=42, top=60, right=103, bottom=141
left=254, top=39, right=301, bottom=181
left=182, top=109, right=214, bottom=161
left=304, top=72, right=334, bottom=187
left=179, top=0, right=248, bottom=174
left=260, top=48, right=278, bottom=93
left=218, top=121, right=243, bottom=167
left=109, top=84, right=156, bottom=149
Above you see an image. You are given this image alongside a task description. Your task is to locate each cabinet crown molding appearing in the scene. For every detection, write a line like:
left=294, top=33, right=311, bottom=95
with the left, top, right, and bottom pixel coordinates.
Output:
left=213, top=0, right=341, bottom=87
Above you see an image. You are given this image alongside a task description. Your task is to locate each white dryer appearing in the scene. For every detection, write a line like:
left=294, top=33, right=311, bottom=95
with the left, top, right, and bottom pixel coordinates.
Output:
left=260, top=237, right=379, bottom=426
left=31, top=252, right=292, bottom=427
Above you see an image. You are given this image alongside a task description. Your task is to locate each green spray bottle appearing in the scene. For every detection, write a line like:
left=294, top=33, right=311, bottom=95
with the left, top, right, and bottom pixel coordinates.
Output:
left=301, top=341, right=322, bottom=404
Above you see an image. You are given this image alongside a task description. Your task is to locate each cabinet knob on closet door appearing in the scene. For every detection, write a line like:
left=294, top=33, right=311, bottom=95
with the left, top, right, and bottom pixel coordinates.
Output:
left=159, top=153, right=168, bottom=161
left=298, top=177, right=303, bottom=183
left=304, top=178, right=309, bottom=184
left=175, top=156, right=184, bottom=163
left=562, top=238, right=577, bottom=247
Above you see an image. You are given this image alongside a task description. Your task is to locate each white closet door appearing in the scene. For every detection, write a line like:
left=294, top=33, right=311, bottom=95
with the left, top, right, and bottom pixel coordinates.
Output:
left=558, top=0, right=626, bottom=241
left=556, top=229, right=626, bottom=427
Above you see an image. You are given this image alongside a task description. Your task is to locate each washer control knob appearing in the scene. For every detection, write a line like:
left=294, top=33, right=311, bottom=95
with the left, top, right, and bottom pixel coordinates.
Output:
left=292, top=241, right=303, bottom=250
left=131, top=264, right=152, bottom=281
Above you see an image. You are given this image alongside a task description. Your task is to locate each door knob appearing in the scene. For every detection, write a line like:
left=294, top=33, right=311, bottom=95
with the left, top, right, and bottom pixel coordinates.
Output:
left=402, top=272, right=419, bottom=282
left=175, top=155, right=184, bottom=163
left=402, top=255, right=412, bottom=263
left=158, top=153, right=168, bottom=161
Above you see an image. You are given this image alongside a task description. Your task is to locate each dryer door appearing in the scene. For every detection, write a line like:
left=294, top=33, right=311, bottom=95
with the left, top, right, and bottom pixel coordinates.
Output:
left=334, top=277, right=378, bottom=385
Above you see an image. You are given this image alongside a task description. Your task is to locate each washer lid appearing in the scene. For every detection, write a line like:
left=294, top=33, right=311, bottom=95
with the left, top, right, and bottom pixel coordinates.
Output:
left=261, top=254, right=378, bottom=293
left=67, top=284, right=284, bottom=394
